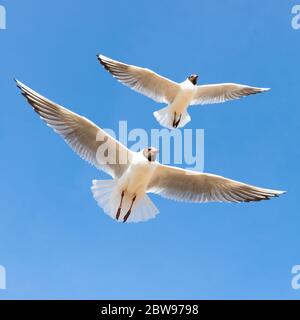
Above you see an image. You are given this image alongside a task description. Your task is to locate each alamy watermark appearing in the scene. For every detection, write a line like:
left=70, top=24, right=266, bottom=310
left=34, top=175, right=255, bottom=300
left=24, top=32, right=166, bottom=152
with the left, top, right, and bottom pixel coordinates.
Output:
left=291, top=5, right=300, bottom=30
left=0, top=265, right=6, bottom=289
left=291, top=265, right=300, bottom=290
left=96, top=121, right=205, bottom=172
left=0, top=5, right=6, bottom=30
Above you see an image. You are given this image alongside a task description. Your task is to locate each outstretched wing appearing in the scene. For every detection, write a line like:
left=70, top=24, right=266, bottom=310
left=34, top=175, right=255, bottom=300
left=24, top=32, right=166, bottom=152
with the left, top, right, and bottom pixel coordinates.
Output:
left=98, top=54, right=180, bottom=104
left=191, top=83, right=269, bottom=105
left=16, top=80, right=133, bottom=178
left=148, top=164, right=284, bottom=203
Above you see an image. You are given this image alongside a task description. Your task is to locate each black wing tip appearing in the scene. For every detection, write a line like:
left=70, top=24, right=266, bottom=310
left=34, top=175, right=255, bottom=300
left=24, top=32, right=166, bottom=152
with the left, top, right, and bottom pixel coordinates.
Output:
left=14, top=78, right=21, bottom=89
left=96, top=53, right=108, bottom=68
left=243, top=197, right=269, bottom=203
left=97, top=55, right=111, bottom=71
left=270, top=190, right=286, bottom=197
left=15, top=79, right=25, bottom=94
left=96, top=53, right=104, bottom=63
left=14, top=79, right=36, bottom=110
left=242, top=190, right=286, bottom=203
left=255, top=87, right=271, bottom=95
left=14, top=78, right=29, bottom=94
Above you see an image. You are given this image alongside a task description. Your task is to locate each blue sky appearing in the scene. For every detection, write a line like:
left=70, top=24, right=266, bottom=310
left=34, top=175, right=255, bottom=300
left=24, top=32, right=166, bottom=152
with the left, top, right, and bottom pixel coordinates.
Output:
left=0, top=0, right=299, bottom=299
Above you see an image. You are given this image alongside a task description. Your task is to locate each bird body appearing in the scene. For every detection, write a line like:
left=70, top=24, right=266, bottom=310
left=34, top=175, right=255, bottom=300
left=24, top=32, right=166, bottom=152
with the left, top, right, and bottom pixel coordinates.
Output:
left=169, top=79, right=195, bottom=114
left=98, top=54, right=270, bottom=129
left=16, top=80, right=285, bottom=224
left=118, top=151, right=157, bottom=197
left=153, top=79, right=196, bottom=129
left=92, top=150, right=160, bottom=222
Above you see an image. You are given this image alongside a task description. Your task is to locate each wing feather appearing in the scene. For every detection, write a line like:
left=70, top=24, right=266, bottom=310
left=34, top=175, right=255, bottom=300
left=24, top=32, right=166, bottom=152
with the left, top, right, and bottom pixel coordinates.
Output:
left=16, top=80, right=133, bottom=178
left=148, top=164, right=284, bottom=203
left=97, top=54, right=180, bottom=104
left=191, top=83, right=270, bottom=105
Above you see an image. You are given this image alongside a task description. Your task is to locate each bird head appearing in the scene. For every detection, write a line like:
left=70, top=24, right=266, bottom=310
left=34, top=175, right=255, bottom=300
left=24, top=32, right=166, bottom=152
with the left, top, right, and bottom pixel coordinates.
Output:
left=188, top=74, right=199, bottom=85
left=143, top=147, right=159, bottom=162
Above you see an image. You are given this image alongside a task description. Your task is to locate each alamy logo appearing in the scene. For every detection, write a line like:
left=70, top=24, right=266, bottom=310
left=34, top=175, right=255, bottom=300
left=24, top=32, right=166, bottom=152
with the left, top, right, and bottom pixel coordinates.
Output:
left=98, top=121, right=205, bottom=172
left=0, top=265, right=6, bottom=289
left=0, top=5, right=6, bottom=29
left=292, top=5, right=300, bottom=30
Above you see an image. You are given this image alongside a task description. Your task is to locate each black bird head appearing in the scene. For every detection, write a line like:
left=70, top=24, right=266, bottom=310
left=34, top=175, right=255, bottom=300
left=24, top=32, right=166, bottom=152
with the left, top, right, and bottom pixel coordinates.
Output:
left=143, top=147, right=159, bottom=162
left=188, top=74, right=199, bottom=85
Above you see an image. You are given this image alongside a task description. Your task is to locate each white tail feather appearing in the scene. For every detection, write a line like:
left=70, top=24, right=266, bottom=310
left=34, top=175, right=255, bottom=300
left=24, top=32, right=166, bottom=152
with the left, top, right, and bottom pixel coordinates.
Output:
left=91, top=180, right=159, bottom=223
left=153, top=106, right=191, bottom=129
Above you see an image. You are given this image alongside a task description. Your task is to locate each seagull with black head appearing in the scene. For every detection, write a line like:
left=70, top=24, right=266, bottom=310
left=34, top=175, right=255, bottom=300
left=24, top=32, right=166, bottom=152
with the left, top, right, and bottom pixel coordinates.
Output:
left=15, top=80, right=284, bottom=223
left=97, top=54, right=270, bottom=129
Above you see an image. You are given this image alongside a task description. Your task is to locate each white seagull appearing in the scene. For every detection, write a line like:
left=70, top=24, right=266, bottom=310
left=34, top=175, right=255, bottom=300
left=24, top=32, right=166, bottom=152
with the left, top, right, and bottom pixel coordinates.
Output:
left=16, top=80, right=284, bottom=223
left=97, top=54, right=270, bottom=129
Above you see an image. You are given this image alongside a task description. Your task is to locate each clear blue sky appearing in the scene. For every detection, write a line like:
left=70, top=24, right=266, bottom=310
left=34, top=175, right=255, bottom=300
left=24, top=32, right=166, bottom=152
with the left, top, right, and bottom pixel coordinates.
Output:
left=0, top=0, right=299, bottom=299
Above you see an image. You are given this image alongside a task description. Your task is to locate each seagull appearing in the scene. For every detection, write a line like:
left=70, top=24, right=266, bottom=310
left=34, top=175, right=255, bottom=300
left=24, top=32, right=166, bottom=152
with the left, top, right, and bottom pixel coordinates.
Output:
left=97, top=54, right=270, bottom=129
left=15, top=79, right=284, bottom=223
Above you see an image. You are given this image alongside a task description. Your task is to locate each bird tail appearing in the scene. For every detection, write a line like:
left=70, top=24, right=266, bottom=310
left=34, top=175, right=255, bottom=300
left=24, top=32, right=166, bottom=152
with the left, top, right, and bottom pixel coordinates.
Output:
left=91, top=180, right=159, bottom=223
left=153, top=106, right=191, bottom=129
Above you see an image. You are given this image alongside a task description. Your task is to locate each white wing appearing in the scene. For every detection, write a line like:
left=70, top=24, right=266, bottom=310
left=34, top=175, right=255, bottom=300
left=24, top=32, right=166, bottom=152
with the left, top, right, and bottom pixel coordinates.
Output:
left=191, top=83, right=270, bottom=105
left=148, top=164, right=284, bottom=203
left=16, top=80, right=133, bottom=178
left=98, top=54, right=180, bottom=104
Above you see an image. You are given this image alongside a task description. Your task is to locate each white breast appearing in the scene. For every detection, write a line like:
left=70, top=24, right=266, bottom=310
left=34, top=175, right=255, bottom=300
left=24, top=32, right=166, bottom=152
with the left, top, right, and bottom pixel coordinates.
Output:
left=169, top=79, right=195, bottom=113
left=119, top=152, right=156, bottom=196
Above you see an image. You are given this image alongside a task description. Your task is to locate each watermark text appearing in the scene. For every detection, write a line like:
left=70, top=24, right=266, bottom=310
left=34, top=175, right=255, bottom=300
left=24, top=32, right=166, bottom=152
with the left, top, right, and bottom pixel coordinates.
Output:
left=291, top=265, right=300, bottom=290
left=292, top=5, right=300, bottom=30
left=0, top=265, right=6, bottom=289
left=0, top=5, right=6, bottom=30
left=96, top=121, right=205, bottom=172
